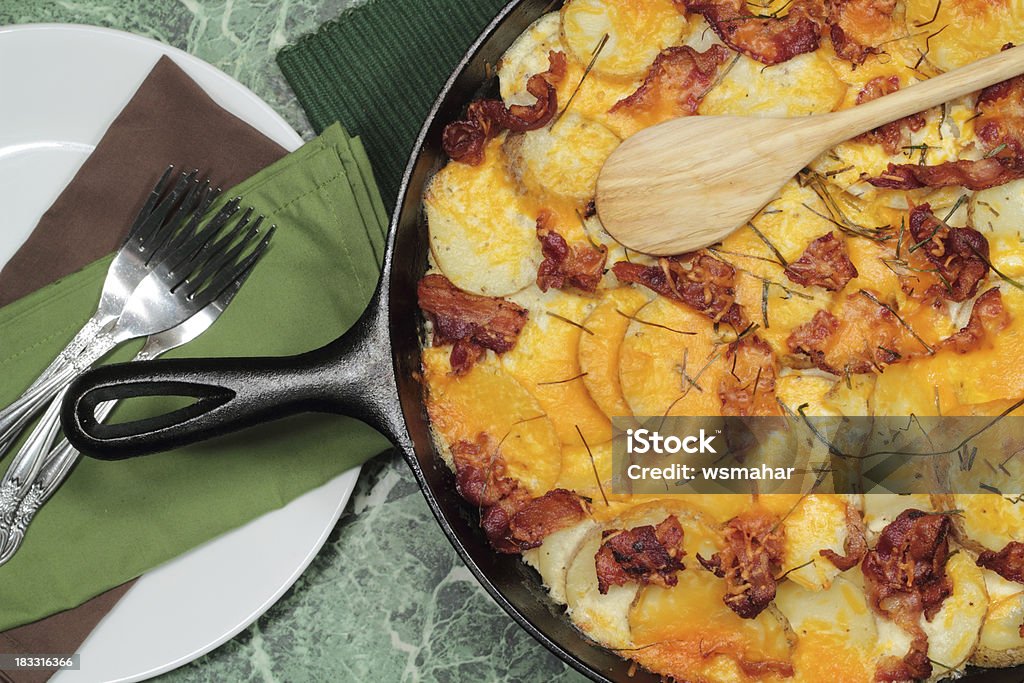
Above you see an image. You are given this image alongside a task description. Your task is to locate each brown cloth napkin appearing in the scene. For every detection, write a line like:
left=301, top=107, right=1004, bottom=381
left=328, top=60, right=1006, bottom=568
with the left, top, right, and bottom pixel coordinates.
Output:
left=0, top=55, right=287, bottom=682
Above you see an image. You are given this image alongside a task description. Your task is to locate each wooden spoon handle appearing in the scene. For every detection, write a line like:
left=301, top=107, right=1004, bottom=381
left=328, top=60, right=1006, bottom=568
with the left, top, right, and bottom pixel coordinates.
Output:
left=823, top=44, right=1024, bottom=147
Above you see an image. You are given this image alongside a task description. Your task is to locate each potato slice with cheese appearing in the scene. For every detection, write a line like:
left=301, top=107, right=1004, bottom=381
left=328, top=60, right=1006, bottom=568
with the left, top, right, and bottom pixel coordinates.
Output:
left=501, top=289, right=611, bottom=446
left=504, top=113, right=620, bottom=204
left=779, top=495, right=856, bottom=591
left=426, top=136, right=541, bottom=296
left=422, top=347, right=560, bottom=495
left=560, top=0, right=688, bottom=80
left=619, top=297, right=725, bottom=417
left=905, top=0, right=1024, bottom=72
left=578, top=286, right=650, bottom=422
left=973, top=588, right=1024, bottom=667
left=499, top=12, right=565, bottom=106
left=919, top=552, right=988, bottom=678
left=775, top=573, right=877, bottom=682
left=700, top=51, right=846, bottom=117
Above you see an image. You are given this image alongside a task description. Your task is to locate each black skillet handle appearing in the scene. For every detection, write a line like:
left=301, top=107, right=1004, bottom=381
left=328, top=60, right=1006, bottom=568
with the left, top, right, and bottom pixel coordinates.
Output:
left=61, top=290, right=407, bottom=460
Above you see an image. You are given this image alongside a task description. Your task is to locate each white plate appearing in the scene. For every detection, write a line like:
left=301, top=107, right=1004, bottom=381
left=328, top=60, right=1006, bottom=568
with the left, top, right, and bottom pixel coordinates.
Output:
left=0, top=24, right=361, bottom=683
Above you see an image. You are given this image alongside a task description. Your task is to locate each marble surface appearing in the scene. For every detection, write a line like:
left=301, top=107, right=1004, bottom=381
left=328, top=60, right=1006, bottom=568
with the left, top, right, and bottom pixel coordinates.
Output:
left=0, top=1, right=587, bottom=681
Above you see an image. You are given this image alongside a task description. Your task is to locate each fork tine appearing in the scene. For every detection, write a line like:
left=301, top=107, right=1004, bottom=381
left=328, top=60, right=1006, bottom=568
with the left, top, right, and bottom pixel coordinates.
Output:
left=123, top=165, right=175, bottom=245
left=180, top=217, right=265, bottom=299
left=160, top=198, right=243, bottom=280
left=143, top=176, right=207, bottom=265
left=167, top=205, right=252, bottom=278
left=188, top=226, right=275, bottom=310
left=131, top=169, right=200, bottom=249
left=156, top=188, right=228, bottom=261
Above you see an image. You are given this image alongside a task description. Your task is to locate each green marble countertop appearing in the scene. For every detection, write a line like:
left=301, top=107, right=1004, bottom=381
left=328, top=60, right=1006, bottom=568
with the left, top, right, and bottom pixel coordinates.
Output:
left=0, top=1, right=586, bottom=681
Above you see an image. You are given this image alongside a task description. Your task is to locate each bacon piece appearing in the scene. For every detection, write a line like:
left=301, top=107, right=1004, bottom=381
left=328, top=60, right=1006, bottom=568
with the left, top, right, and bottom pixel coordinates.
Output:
left=535, top=210, right=607, bottom=293
left=609, top=45, right=731, bottom=125
left=784, top=232, right=859, bottom=291
left=451, top=435, right=588, bottom=553
left=418, top=274, right=529, bottom=375
left=682, top=0, right=824, bottom=66
left=866, top=156, right=1024, bottom=191
left=852, top=77, right=926, bottom=155
left=697, top=509, right=784, bottom=619
left=787, top=292, right=913, bottom=375
left=862, top=509, right=954, bottom=682
left=819, top=503, right=867, bottom=571
left=828, top=0, right=897, bottom=64
left=442, top=51, right=567, bottom=164
left=507, top=488, right=589, bottom=550
left=977, top=70, right=1024, bottom=159
left=944, top=288, right=1010, bottom=353
left=595, top=516, right=687, bottom=594
left=977, top=541, right=1024, bottom=584
left=450, top=433, right=521, bottom=508
left=909, top=203, right=990, bottom=303
left=867, top=63, right=1024, bottom=190
left=613, top=253, right=746, bottom=329
left=719, top=336, right=782, bottom=416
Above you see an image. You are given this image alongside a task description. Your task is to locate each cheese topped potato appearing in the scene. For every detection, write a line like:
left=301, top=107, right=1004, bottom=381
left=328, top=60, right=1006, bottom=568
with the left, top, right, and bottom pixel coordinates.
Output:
left=419, top=1, right=1024, bottom=680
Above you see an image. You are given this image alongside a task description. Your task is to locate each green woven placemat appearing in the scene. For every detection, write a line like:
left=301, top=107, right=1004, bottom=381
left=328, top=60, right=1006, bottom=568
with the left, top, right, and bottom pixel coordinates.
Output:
left=277, top=0, right=509, bottom=208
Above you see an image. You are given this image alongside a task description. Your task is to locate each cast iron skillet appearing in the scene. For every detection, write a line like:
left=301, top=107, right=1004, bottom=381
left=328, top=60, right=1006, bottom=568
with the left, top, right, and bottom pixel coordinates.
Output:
left=60, top=2, right=1024, bottom=681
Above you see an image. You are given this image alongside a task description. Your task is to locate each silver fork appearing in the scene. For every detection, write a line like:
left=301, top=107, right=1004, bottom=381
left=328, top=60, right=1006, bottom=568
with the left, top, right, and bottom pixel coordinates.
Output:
left=0, top=258, right=265, bottom=565
left=22, top=168, right=209, bottom=390
left=0, top=169, right=216, bottom=453
left=0, top=202, right=273, bottom=496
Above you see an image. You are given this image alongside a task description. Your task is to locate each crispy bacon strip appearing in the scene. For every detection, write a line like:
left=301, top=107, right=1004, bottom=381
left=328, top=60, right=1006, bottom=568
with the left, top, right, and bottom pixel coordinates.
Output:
left=452, top=435, right=588, bottom=553
left=418, top=274, right=528, bottom=375
left=613, top=253, right=746, bottom=329
left=862, top=509, right=954, bottom=682
left=909, top=203, right=990, bottom=303
left=867, top=60, right=1024, bottom=190
left=867, top=156, right=1024, bottom=191
left=977, top=541, right=1024, bottom=584
left=697, top=509, right=784, bottom=619
left=819, top=503, right=867, bottom=571
left=442, top=51, right=567, bottom=165
left=852, top=77, right=926, bottom=155
left=681, top=0, right=824, bottom=66
left=535, top=210, right=607, bottom=292
left=784, top=232, right=859, bottom=291
left=595, top=516, right=687, bottom=594
left=506, top=488, right=589, bottom=550
left=609, top=45, right=731, bottom=125
left=944, top=288, right=1010, bottom=353
left=719, top=336, right=782, bottom=416
left=828, top=0, right=897, bottom=64
left=787, top=292, right=913, bottom=375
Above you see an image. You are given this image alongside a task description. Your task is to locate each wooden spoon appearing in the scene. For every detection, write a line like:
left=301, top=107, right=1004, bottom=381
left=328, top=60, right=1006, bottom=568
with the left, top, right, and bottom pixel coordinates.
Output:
left=595, top=44, right=1024, bottom=256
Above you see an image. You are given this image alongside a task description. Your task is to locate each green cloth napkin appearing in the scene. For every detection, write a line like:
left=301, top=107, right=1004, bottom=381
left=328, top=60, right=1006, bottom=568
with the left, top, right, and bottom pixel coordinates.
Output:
left=0, top=123, right=391, bottom=631
left=276, top=0, right=509, bottom=206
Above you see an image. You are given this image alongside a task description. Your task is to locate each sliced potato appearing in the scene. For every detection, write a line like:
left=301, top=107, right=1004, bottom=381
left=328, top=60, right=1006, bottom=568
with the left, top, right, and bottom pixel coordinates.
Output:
left=973, top=589, right=1024, bottom=667
left=921, top=552, right=988, bottom=679
left=499, top=12, right=565, bottom=106
left=530, top=518, right=599, bottom=604
left=578, top=286, right=650, bottom=422
left=970, top=178, right=1024, bottom=278
left=700, top=51, right=846, bottom=117
left=564, top=526, right=637, bottom=648
left=619, top=296, right=724, bottom=417
left=775, top=572, right=877, bottom=682
left=560, top=0, right=688, bottom=80
left=779, top=495, right=854, bottom=591
left=905, top=0, right=1024, bottom=71
left=501, top=289, right=612, bottom=446
left=426, top=136, right=541, bottom=296
left=422, top=347, right=561, bottom=495
left=504, top=112, right=620, bottom=204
